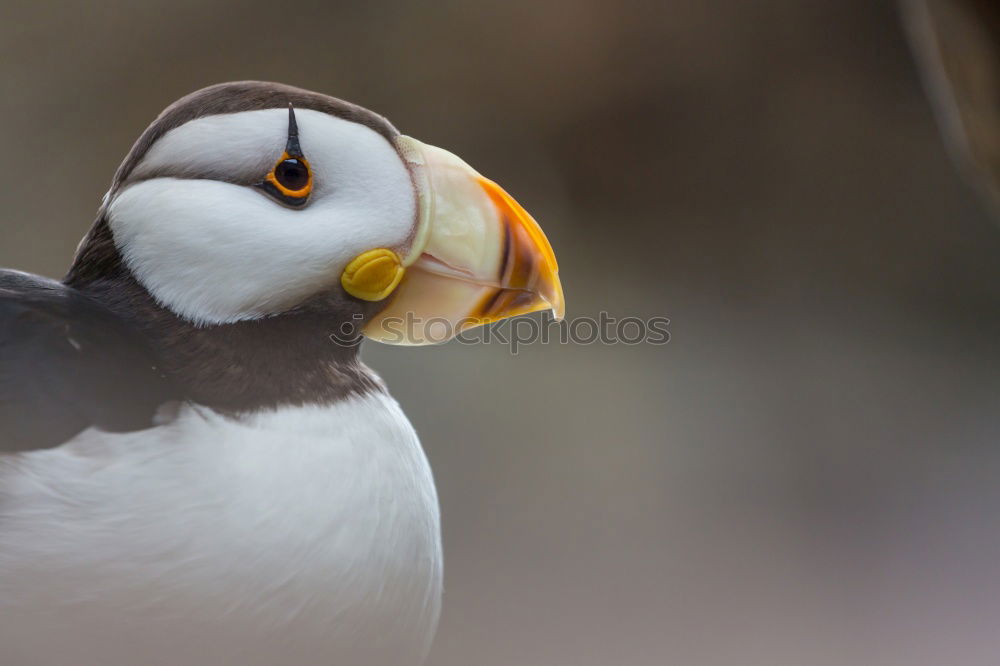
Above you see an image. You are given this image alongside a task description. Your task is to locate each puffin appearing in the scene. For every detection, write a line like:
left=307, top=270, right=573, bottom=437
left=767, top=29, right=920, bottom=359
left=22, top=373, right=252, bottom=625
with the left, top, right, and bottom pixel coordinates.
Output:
left=0, top=81, right=563, bottom=666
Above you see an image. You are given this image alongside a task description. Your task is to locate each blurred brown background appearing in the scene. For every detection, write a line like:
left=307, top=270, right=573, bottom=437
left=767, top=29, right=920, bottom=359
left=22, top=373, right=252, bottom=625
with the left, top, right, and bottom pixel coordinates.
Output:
left=3, top=1, right=1000, bottom=664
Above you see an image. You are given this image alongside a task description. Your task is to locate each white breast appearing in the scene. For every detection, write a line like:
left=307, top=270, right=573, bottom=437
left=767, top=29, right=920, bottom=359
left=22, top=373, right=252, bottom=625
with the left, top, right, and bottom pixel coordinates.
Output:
left=0, top=392, right=442, bottom=666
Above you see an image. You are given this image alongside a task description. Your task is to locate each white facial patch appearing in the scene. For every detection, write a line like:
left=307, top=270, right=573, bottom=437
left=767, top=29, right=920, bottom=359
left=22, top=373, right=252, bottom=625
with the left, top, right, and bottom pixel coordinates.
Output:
left=107, top=109, right=416, bottom=325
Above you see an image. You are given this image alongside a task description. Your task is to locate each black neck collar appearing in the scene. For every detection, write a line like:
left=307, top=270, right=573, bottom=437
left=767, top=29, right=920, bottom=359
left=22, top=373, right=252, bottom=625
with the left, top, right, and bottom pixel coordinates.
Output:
left=66, top=217, right=384, bottom=413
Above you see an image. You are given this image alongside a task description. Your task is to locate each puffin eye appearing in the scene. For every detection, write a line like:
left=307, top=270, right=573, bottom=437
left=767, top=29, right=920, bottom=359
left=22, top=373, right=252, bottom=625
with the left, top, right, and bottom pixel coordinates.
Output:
left=274, top=158, right=310, bottom=192
left=256, top=104, right=313, bottom=207
left=258, top=152, right=313, bottom=206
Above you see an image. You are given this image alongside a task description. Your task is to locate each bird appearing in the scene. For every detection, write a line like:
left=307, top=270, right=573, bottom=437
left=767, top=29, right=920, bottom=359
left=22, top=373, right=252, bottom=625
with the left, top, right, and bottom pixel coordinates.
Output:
left=0, top=81, right=563, bottom=666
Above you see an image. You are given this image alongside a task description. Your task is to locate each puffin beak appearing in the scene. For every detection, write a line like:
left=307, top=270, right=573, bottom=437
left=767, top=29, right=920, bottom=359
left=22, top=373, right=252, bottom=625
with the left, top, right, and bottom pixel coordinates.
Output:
left=362, top=136, right=564, bottom=345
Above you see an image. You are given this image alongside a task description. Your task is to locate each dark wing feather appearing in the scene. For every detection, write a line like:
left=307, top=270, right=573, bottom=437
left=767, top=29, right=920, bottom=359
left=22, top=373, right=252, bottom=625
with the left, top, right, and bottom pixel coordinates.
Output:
left=0, top=269, right=177, bottom=452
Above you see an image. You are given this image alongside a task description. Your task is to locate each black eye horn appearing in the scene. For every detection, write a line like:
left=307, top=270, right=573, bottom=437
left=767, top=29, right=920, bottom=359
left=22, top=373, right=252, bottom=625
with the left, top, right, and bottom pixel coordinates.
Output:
left=286, top=103, right=303, bottom=158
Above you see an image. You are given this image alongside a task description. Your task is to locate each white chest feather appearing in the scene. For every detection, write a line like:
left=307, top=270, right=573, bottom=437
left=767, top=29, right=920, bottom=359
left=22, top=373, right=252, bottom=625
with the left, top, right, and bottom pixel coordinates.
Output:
left=0, top=392, right=442, bottom=666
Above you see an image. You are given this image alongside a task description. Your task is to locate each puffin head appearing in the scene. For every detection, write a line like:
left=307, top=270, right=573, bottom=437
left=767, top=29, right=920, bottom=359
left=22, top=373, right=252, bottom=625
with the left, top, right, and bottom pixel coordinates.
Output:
left=79, top=81, right=563, bottom=345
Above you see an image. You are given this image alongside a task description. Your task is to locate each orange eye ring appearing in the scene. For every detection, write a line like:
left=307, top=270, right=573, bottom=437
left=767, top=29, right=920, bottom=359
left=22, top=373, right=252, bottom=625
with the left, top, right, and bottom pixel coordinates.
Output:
left=265, top=152, right=313, bottom=199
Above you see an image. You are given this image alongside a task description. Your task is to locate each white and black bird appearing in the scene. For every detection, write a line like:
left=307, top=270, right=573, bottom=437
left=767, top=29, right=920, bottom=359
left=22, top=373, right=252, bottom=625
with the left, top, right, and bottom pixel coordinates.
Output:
left=0, top=81, right=563, bottom=666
